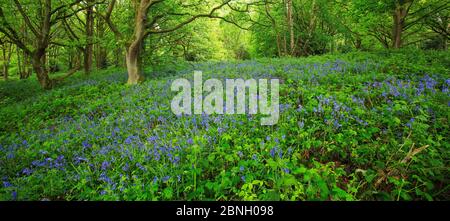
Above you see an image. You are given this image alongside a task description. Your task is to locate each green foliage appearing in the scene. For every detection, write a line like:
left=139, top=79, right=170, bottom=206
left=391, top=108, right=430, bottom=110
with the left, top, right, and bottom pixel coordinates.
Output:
left=0, top=50, right=448, bottom=201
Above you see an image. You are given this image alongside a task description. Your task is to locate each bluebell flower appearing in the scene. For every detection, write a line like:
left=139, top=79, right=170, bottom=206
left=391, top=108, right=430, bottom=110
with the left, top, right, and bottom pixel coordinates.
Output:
left=124, top=136, right=133, bottom=145
left=162, top=176, right=170, bottom=182
left=99, top=172, right=113, bottom=184
left=136, top=163, right=146, bottom=171
left=171, top=156, right=180, bottom=165
left=122, top=162, right=129, bottom=171
left=31, top=160, right=44, bottom=167
left=74, top=156, right=87, bottom=164
left=270, top=147, right=278, bottom=158
left=240, top=166, right=245, bottom=172
left=298, top=121, right=305, bottom=128
left=147, top=136, right=158, bottom=142
left=112, top=127, right=120, bottom=137
left=3, top=181, right=12, bottom=188
left=153, top=151, right=161, bottom=161
left=282, top=168, right=290, bottom=174
left=7, top=152, right=15, bottom=159
left=12, top=191, right=17, bottom=200
left=101, top=161, right=110, bottom=170
left=406, top=118, right=415, bottom=128
left=82, top=140, right=91, bottom=148
left=22, top=168, right=33, bottom=175
left=241, top=176, right=246, bottom=182
left=334, top=119, right=342, bottom=128
left=187, top=138, right=193, bottom=145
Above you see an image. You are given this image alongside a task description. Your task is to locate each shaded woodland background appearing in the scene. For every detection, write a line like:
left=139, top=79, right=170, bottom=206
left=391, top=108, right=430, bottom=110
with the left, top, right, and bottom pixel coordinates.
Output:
left=0, top=0, right=448, bottom=88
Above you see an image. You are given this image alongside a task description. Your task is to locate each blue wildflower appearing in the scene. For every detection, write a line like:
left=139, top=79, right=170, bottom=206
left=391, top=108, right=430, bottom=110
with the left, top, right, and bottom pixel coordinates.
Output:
left=122, top=162, right=129, bottom=171
left=82, top=140, right=91, bottom=148
left=22, top=168, right=33, bottom=175
left=99, top=172, right=113, bottom=184
left=3, top=181, right=12, bottom=188
left=162, top=176, right=170, bottom=182
left=7, top=152, right=15, bottom=159
left=124, top=136, right=133, bottom=145
left=270, top=147, right=277, bottom=158
left=406, top=118, right=415, bottom=128
left=147, top=136, right=158, bottom=142
left=171, top=156, right=180, bottom=165
left=74, top=156, right=87, bottom=164
left=136, top=163, right=146, bottom=171
left=101, top=161, right=110, bottom=170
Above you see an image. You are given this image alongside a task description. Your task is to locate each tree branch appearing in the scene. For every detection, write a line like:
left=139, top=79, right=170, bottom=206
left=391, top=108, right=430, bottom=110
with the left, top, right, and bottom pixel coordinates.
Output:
left=12, top=0, right=39, bottom=37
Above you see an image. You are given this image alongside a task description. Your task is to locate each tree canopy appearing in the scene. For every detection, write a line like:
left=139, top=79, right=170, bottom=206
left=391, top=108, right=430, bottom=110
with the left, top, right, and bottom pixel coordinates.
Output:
left=0, top=0, right=448, bottom=88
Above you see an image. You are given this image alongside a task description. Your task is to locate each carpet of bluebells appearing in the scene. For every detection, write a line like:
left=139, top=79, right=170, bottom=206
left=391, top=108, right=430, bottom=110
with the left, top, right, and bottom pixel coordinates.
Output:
left=0, top=50, right=449, bottom=201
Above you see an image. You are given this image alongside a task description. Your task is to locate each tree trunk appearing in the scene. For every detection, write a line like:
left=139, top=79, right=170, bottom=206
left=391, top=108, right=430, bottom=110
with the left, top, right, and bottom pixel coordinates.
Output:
left=126, top=41, right=144, bottom=84
left=264, top=1, right=282, bottom=57
left=17, top=46, right=23, bottom=78
left=84, top=0, right=94, bottom=75
left=392, top=1, right=412, bottom=49
left=2, top=43, right=12, bottom=80
left=125, top=0, right=150, bottom=85
left=96, top=15, right=107, bottom=69
left=115, top=47, right=122, bottom=67
left=287, top=0, right=295, bottom=56
left=2, top=58, right=8, bottom=81
left=392, top=10, right=403, bottom=49
left=2, top=64, right=7, bottom=80
left=32, top=49, right=53, bottom=89
left=23, top=51, right=32, bottom=79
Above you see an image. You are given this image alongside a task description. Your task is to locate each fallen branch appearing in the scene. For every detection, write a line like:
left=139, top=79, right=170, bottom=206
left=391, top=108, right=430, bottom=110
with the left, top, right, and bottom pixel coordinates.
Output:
left=374, top=144, right=429, bottom=188
left=54, top=63, right=82, bottom=82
